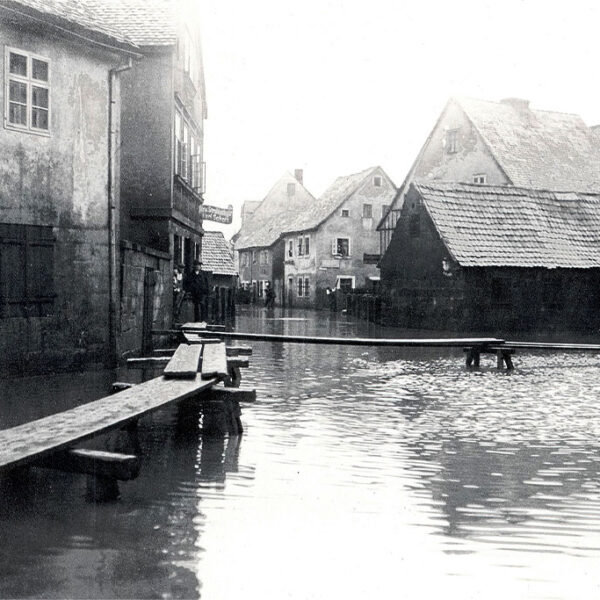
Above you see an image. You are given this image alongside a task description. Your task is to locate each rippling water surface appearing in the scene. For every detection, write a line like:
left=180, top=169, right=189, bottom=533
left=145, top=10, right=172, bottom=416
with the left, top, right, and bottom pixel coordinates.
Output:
left=1, top=307, right=600, bottom=599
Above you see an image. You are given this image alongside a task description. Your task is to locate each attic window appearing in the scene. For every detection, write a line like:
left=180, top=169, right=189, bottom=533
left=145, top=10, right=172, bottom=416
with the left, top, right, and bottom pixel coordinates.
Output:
left=473, top=174, right=486, bottom=184
left=287, top=183, right=296, bottom=196
left=373, top=176, right=382, bottom=187
left=446, top=129, right=459, bottom=154
left=341, top=209, right=349, bottom=218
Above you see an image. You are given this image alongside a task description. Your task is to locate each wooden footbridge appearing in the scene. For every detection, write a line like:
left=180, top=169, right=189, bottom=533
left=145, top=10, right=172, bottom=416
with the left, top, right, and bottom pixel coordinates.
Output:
left=0, top=327, right=254, bottom=502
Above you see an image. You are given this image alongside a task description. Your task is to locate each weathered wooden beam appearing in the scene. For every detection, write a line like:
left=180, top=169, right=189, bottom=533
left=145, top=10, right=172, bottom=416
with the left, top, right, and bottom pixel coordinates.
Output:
left=201, top=343, right=228, bottom=380
left=153, top=348, right=175, bottom=357
left=163, top=343, right=202, bottom=379
left=225, top=346, right=253, bottom=357
left=35, top=448, right=140, bottom=480
left=209, top=387, right=256, bottom=403
left=463, top=347, right=515, bottom=355
left=183, top=334, right=223, bottom=344
left=127, top=356, right=169, bottom=367
left=227, top=357, right=250, bottom=369
left=182, top=330, right=505, bottom=348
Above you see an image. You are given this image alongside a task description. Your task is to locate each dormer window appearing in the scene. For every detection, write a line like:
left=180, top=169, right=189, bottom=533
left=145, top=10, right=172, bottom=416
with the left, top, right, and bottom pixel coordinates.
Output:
left=446, top=129, right=459, bottom=154
left=473, top=174, right=486, bottom=184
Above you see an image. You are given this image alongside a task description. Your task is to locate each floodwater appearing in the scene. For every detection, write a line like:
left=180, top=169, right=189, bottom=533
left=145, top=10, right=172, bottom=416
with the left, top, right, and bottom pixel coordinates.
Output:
left=1, top=307, right=600, bottom=599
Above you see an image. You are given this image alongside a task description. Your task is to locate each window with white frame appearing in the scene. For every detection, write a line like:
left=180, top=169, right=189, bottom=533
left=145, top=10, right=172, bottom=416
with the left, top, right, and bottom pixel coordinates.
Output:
left=473, top=174, right=486, bottom=184
left=332, top=237, right=351, bottom=257
left=446, top=128, right=459, bottom=153
left=6, top=48, right=50, bottom=133
left=174, top=106, right=203, bottom=192
left=337, top=277, right=355, bottom=292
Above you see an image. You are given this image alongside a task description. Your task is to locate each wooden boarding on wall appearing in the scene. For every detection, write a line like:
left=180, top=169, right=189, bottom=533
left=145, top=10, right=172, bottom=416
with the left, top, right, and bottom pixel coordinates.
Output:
left=201, top=342, right=228, bottom=380
left=163, top=344, right=203, bottom=379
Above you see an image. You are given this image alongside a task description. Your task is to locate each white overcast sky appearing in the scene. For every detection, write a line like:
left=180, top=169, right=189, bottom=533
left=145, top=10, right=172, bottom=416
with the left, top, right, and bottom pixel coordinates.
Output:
left=195, top=0, right=600, bottom=237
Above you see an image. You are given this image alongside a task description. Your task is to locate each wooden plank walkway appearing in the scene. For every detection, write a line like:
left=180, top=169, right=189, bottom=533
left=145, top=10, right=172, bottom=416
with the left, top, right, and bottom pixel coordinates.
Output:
left=163, top=344, right=203, bottom=379
left=181, top=328, right=504, bottom=348
left=0, top=375, right=217, bottom=474
left=201, top=342, right=228, bottom=379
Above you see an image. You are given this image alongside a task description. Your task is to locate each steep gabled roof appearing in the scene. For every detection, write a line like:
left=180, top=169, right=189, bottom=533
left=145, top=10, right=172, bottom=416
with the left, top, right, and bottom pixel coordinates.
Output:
left=283, top=166, right=381, bottom=235
left=457, top=97, right=600, bottom=193
left=1, top=0, right=138, bottom=49
left=235, top=172, right=316, bottom=250
left=201, top=231, right=237, bottom=276
left=86, top=0, right=179, bottom=46
left=415, top=181, right=600, bottom=269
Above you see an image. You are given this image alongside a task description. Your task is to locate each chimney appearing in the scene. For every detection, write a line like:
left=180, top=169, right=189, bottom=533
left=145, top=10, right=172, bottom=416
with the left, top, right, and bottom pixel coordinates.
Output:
left=294, top=169, right=304, bottom=185
left=500, top=97, right=530, bottom=111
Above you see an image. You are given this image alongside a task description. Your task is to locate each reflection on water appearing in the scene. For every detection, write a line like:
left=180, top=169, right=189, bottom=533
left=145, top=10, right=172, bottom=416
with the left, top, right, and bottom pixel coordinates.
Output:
left=1, top=306, right=600, bottom=599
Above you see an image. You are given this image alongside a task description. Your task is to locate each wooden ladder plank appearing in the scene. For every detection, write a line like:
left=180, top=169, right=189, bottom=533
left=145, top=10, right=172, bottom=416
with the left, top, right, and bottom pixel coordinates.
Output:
left=201, top=342, right=228, bottom=380
left=163, top=344, right=203, bottom=379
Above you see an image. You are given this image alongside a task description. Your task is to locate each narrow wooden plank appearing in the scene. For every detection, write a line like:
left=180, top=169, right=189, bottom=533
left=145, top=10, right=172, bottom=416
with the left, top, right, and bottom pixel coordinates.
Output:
left=182, top=333, right=222, bottom=344
left=209, top=387, right=257, bottom=403
left=35, top=449, right=140, bottom=480
left=181, top=321, right=207, bottom=330
left=201, top=342, right=228, bottom=380
left=163, top=343, right=203, bottom=379
left=0, top=375, right=218, bottom=473
left=180, top=330, right=504, bottom=347
left=128, top=357, right=169, bottom=367
left=225, top=346, right=253, bottom=356
left=153, top=348, right=175, bottom=357
left=227, top=357, right=250, bottom=369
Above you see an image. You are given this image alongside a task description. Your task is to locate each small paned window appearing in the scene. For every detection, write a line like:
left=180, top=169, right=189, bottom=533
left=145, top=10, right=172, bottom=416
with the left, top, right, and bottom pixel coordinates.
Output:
left=373, top=176, right=382, bottom=187
left=446, top=129, right=459, bottom=154
left=174, top=106, right=203, bottom=191
left=363, top=204, right=372, bottom=218
left=341, top=209, right=349, bottom=218
left=303, top=277, right=310, bottom=297
left=337, top=277, right=354, bottom=293
left=297, top=277, right=303, bottom=297
left=333, top=237, right=350, bottom=257
left=473, top=174, right=486, bottom=184
left=6, top=48, right=50, bottom=133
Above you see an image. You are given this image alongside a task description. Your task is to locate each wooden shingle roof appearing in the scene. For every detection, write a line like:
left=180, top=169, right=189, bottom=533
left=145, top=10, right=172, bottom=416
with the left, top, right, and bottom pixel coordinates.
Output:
left=2, top=0, right=138, bottom=47
left=282, top=166, right=379, bottom=235
left=458, top=97, right=600, bottom=193
left=235, top=172, right=316, bottom=250
left=415, top=181, right=600, bottom=269
left=201, top=231, right=237, bottom=276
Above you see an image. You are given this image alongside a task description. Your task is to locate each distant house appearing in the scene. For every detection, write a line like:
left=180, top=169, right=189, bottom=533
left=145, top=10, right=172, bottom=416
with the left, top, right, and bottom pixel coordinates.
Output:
left=282, top=167, right=396, bottom=307
left=380, top=182, right=600, bottom=332
left=0, top=0, right=138, bottom=373
left=201, top=231, right=238, bottom=288
left=378, top=97, right=600, bottom=257
left=235, top=170, right=315, bottom=303
left=101, top=0, right=207, bottom=354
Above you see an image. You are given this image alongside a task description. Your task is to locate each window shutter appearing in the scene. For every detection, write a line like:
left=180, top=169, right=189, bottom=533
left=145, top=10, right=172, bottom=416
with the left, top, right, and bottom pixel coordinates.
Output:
left=348, top=238, right=352, bottom=257
left=332, top=239, right=337, bottom=255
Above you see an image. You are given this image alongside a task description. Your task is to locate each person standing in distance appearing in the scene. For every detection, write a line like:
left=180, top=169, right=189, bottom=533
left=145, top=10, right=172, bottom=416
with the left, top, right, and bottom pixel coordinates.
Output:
left=185, top=259, right=209, bottom=322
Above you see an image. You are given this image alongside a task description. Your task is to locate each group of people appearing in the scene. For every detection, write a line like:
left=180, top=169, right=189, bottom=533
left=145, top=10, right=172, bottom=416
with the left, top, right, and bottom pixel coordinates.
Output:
left=173, top=260, right=211, bottom=322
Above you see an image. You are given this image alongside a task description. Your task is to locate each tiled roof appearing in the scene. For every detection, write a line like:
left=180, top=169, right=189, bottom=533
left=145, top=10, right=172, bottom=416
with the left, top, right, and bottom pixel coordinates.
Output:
left=86, top=0, right=178, bottom=46
left=235, top=172, right=316, bottom=250
left=3, top=0, right=136, bottom=46
left=415, top=181, right=600, bottom=268
left=458, top=97, right=600, bottom=193
left=282, top=167, right=379, bottom=234
left=201, top=231, right=237, bottom=276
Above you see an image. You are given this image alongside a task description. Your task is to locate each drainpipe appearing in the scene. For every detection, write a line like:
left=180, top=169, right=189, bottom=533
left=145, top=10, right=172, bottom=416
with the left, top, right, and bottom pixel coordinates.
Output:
left=108, top=58, right=133, bottom=367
